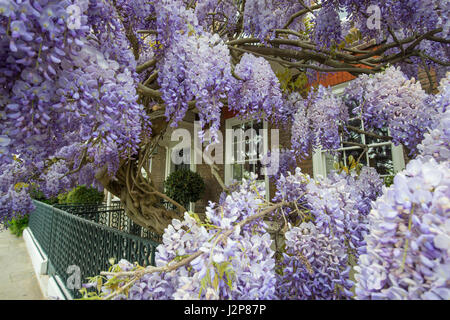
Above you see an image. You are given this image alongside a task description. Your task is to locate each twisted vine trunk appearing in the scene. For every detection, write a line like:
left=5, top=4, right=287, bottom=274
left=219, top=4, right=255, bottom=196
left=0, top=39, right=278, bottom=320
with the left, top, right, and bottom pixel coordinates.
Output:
left=95, top=159, right=183, bottom=236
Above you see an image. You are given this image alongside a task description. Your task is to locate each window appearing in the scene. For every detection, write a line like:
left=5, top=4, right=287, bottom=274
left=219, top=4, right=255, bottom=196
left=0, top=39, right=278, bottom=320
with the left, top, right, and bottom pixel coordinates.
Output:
left=167, top=147, right=191, bottom=173
left=312, top=83, right=406, bottom=179
left=165, top=138, right=196, bottom=211
left=225, top=117, right=269, bottom=199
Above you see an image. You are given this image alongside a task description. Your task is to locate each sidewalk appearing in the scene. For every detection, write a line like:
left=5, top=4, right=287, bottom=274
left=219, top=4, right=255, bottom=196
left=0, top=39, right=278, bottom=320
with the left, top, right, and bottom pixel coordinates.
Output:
left=0, top=229, right=44, bottom=300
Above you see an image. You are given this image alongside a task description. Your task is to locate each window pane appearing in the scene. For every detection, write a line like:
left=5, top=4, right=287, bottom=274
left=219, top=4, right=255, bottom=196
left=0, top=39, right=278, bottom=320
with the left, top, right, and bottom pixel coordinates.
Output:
left=229, top=120, right=266, bottom=194
left=255, top=161, right=264, bottom=180
left=243, top=163, right=253, bottom=179
left=232, top=163, right=243, bottom=181
left=344, top=148, right=368, bottom=166
left=325, top=153, right=336, bottom=175
left=172, top=148, right=190, bottom=172
left=175, top=163, right=190, bottom=171
left=365, top=126, right=390, bottom=144
left=240, top=162, right=265, bottom=181
left=368, top=145, right=393, bottom=175
left=252, top=121, right=264, bottom=131
left=345, top=118, right=363, bottom=144
left=246, top=139, right=258, bottom=162
left=234, top=141, right=246, bottom=163
left=324, top=148, right=369, bottom=175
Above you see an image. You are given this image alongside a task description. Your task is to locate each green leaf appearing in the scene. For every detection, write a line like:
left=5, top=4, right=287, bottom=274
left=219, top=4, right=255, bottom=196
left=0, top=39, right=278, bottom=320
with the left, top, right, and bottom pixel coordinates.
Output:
left=348, top=155, right=355, bottom=166
left=212, top=273, right=219, bottom=290
left=333, top=162, right=340, bottom=170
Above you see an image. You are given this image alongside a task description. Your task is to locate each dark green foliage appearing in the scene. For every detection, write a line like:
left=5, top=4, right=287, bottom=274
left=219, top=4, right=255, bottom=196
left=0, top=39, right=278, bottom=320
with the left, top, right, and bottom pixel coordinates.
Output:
left=8, top=214, right=29, bottom=237
left=164, top=169, right=205, bottom=208
left=30, top=188, right=59, bottom=205
left=61, top=185, right=104, bottom=204
left=57, top=191, right=69, bottom=204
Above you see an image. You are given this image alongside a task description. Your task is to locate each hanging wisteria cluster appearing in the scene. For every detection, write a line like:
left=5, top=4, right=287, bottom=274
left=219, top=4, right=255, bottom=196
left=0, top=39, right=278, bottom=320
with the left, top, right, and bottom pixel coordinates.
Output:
left=418, top=75, right=450, bottom=162
left=327, top=167, right=384, bottom=218
left=261, top=147, right=298, bottom=182
left=159, top=30, right=233, bottom=143
left=115, top=0, right=155, bottom=37
left=273, top=169, right=357, bottom=300
left=156, top=1, right=236, bottom=143
left=0, top=160, right=34, bottom=224
left=354, top=157, right=450, bottom=300
left=277, top=222, right=354, bottom=300
left=1, top=0, right=147, bottom=166
left=195, top=0, right=238, bottom=34
left=332, top=0, right=449, bottom=41
left=228, top=53, right=286, bottom=124
left=243, top=1, right=312, bottom=42
left=312, top=2, right=343, bottom=49
left=344, top=66, right=438, bottom=154
left=0, top=0, right=149, bottom=190
left=1, top=0, right=88, bottom=165
left=291, top=85, right=348, bottom=157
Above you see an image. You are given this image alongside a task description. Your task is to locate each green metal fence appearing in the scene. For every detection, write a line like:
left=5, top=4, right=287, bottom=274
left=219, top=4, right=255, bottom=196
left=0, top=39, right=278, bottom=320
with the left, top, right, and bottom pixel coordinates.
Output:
left=28, top=201, right=160, bottom=299
left=53, top=203, right=162, bottom=243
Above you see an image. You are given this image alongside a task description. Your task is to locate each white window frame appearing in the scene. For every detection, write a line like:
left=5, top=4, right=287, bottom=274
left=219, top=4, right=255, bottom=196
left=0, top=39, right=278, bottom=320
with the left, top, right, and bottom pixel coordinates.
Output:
left=312, top=82, right=406, bottom=179
left=224, top=117, right=270, bottom=201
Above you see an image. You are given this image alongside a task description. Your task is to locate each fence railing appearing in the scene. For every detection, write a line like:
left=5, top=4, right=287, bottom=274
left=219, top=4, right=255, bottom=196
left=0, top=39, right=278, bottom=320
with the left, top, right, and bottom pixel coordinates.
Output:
left=28, top=200, right=160, bottom=299
left=53, top=203, right=162, bottom=243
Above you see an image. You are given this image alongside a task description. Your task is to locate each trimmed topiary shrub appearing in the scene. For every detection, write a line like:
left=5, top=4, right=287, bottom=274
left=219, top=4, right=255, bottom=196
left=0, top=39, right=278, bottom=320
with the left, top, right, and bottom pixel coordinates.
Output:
left=62, top=185, right=104, bottom=204
left=164, top=169, right=205, bottom=209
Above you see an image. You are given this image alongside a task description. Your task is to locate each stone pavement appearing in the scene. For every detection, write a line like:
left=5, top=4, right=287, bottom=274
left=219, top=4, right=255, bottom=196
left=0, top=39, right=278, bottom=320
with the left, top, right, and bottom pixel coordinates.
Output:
left=0, top=229, right=44, bottom=300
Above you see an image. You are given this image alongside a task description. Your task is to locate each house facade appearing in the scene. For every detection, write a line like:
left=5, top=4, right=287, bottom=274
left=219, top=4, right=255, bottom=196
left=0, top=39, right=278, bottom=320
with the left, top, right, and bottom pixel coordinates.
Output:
left=106, top=53, right=438, bottom=214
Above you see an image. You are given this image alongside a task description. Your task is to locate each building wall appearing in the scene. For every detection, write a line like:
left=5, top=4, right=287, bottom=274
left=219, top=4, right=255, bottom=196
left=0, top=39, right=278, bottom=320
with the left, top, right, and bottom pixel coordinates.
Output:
left=268, top=120, right=313, bottom=200
left=417, top=68, right=438, bottom=93
left=147, top=48, right=438, bottom=214
left=193, top=114, right=226, bottom=213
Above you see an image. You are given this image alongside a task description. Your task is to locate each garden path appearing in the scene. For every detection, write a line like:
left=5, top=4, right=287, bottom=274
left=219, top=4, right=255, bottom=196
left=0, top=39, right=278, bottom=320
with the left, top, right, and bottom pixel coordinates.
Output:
left=0, top=229, right=44, bottom=300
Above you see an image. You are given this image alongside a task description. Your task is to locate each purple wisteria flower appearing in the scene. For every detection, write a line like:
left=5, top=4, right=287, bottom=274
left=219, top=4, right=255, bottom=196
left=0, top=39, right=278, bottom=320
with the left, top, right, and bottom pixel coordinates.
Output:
left=313, top=2, right=343, bottom=49
left=344, top=66, right=437, bottom=155
left=355, top=158, right=450, bottom=300
left=228, top=53, right=286, bottom=124
left=291, top=85, right=348, bottom=157
left=418, top=73, right=450, bottom=162
left=277, top=222, right=354, bottom=300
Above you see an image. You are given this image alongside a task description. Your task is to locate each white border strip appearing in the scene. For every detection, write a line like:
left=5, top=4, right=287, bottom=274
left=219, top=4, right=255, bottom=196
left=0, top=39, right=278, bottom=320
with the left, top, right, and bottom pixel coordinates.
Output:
left=23, top=227, right=73, bottom=300
left=23, top=228, right=48, bottom=275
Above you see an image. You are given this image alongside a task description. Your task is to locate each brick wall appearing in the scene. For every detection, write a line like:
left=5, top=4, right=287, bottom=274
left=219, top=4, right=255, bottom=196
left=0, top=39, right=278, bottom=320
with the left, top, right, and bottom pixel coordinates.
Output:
left=417, top=68, right=438, bottom=93
left=268, top=121, right=313, bottom=200
left=192, top=114, right=226, bottom=213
